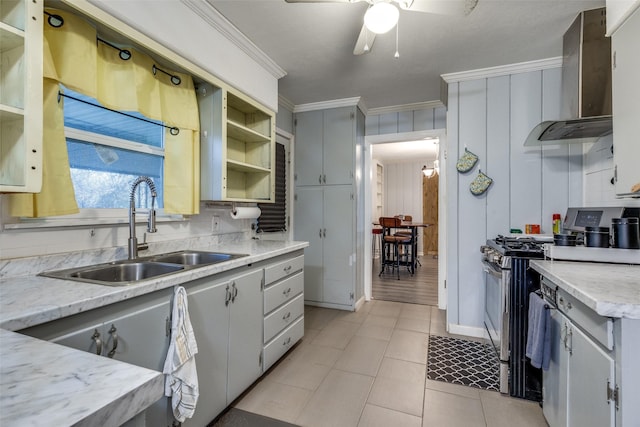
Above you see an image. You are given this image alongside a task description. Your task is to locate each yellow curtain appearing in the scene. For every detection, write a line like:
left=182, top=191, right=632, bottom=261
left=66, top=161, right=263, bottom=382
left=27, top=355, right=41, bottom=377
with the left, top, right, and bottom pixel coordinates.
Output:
left=9, top=80, right=79, bottom=217
left=11, top=8, right=201, bottom=217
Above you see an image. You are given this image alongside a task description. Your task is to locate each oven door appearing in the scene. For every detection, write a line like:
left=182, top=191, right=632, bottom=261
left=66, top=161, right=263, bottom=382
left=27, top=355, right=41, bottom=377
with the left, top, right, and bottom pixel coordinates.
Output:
left=483, top=260, right=505, bottom=348
left=483, top=260, right=510, bottom=393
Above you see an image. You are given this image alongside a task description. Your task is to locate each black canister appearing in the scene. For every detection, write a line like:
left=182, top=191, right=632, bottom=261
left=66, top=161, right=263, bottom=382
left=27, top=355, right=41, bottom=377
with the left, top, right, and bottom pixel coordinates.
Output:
left=611, top=218, right=640, bottom=249
left=585, top=226, right=610, bottom=248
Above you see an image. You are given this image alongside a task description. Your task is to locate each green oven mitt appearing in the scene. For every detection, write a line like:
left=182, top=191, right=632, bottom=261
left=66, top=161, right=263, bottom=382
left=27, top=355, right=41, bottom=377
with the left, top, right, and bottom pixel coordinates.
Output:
left=470, top=170, right=493, bottom=195
left=456, top=148, right=479, bottom=173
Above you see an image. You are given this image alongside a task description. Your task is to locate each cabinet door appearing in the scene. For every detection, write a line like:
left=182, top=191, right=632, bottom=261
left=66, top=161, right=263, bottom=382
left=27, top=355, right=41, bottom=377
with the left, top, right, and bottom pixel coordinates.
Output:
left=227, top=269, right=264, bottom=403
left=184, top=278, right=230, bottom=427
left=294, top=186, right=324, bottom=302
left=294, top=110, right=324, bottom=186
left=543, top=311, right=570, bottom=427
left=323, top=107, right=354, bottom=185
left=568, top=323, right=615, bottom=427
left=106, top=300, right=172, bottom=427
left=323, top=185, right=355, bottom=306
left=612, top=7, right=640, bottom=197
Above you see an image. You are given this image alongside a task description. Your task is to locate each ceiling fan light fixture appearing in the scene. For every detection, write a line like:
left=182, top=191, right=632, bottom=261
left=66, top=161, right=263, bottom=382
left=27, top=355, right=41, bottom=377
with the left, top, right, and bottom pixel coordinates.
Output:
left=364, top=2, right=399, bottom=34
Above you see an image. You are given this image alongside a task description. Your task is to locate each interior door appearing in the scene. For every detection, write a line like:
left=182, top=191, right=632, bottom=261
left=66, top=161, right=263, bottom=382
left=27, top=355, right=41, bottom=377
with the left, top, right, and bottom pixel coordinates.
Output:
left=323, top=185, right=355, bottom=306
left=294, top=186, right=324, bottom=302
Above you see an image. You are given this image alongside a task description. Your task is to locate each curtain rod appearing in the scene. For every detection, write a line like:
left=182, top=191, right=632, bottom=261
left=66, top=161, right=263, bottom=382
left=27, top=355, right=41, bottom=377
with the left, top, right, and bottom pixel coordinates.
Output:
left=57, top=92, right=180, bottom=136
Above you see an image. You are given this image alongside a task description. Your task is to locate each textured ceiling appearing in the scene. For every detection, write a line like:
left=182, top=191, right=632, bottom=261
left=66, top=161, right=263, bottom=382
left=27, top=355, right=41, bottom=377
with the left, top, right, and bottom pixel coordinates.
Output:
left=209, top=0, right=604, bottom=109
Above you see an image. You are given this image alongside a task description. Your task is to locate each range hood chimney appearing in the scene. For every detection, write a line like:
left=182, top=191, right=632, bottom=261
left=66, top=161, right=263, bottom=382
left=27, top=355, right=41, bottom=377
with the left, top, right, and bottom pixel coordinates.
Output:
left=525, top=7, right=612, bottom=146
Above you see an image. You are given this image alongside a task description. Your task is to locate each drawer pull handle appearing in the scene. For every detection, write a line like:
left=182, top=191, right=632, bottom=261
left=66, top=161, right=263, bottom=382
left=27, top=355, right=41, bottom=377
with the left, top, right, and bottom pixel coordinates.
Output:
left=91, top=329, right=103, bottom=356
left=284, top=265, right=292, bottom=273
left=283, top=337, right=291, bottom=346
left=283, top=312, right=291, bottom=321
left=283, top=287, right=292, bottom=297
left=107, top=324, right=118, bottom=358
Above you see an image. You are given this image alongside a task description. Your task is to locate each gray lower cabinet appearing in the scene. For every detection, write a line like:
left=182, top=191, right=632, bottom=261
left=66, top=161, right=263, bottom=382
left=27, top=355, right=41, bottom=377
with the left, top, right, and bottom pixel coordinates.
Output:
left=20, top=289, right=174, bottom=427
left=182, top=267, right=264, bottom=427
left=262, top=254, right=305, bottom=372
left=542, top=280, right=616, bottom=427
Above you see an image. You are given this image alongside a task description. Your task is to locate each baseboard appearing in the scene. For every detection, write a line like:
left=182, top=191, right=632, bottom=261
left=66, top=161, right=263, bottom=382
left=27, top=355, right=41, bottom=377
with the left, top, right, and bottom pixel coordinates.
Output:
left=447, top=323, right=488, bottom=339
left=304, top=301, right=354, bottom=311
left=354, top=296, right=366, bottom=311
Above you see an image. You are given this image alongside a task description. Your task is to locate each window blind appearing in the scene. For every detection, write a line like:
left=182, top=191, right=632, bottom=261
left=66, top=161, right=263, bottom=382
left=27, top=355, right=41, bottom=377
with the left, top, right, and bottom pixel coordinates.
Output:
left=257, top=143, right=286, bottom=232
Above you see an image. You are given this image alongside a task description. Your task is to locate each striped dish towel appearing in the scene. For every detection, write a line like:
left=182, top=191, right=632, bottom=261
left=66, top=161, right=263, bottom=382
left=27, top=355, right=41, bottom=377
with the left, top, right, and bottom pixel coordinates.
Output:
left=163, top=286, right=199, bottom=422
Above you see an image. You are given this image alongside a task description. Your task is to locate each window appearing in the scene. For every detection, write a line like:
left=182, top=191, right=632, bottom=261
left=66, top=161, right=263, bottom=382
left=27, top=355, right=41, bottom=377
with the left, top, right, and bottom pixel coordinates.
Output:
left=62, top=88, right=165, bottom=209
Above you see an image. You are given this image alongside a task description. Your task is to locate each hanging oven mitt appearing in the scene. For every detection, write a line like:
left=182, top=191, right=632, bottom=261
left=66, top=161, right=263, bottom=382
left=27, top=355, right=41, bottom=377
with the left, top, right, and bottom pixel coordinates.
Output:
left=470, top=170, right=493, bottom=195
left=456, top=148, right=479, bottom=173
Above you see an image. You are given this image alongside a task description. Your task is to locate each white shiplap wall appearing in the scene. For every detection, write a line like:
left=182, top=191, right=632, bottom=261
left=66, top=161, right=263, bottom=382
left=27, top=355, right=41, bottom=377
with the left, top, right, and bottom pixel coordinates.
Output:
left=366, top=106, right=446, bottom=135
left=445, top=65, right=584, bottom=334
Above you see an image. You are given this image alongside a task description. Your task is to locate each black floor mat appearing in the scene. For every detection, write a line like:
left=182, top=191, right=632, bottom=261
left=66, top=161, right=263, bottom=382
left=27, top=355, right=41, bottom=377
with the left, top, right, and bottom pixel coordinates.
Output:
left=210, top=408, right=300, bottom=427
left=427, top=335, right=499, bottom=391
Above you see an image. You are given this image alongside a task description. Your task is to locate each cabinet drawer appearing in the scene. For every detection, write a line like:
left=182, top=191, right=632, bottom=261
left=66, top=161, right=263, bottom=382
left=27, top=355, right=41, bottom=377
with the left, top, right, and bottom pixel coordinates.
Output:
left=264, top=271, right=304, bottom=314
left=264, top=294, right=304, bottom=344
left=263, top=316, right=304, bottom=372
left=556, top=287, right=614, bottom=350
left=264, top=255, right=304, bottom=286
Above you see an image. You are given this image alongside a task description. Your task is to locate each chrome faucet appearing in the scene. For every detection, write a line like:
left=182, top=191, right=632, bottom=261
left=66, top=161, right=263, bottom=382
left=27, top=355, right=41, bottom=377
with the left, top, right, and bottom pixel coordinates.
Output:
left=128, top=176, right=157, bottom=259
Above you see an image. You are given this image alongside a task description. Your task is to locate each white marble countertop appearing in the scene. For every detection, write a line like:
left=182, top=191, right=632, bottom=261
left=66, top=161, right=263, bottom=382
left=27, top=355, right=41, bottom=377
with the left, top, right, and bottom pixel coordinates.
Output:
left=0, top=239, right=308, bottom=426
left=0, top=239, right=308, bottom=331
left=530, top=260, right=640, bottom=319
left=0, top=329, right=164, bottom=427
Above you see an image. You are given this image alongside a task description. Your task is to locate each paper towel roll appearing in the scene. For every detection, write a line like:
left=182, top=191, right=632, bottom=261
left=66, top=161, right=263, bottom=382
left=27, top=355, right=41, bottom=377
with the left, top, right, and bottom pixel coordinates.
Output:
left=230, top=206, right=261, bottom=220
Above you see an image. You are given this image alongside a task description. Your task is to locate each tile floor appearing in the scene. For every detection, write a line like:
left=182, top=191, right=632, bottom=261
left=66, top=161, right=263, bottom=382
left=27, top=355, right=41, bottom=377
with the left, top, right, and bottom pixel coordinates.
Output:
left=233, top=300, right=548, bottom=427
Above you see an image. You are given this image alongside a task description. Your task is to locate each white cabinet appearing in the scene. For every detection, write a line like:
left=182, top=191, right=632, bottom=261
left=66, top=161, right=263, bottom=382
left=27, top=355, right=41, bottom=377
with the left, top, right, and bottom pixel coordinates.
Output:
left=606, top=0, right=640, bottom=35
left=262, top=253, right=305, bottom=371
left=198, top=82, right=276, bottom=202
left=611, top=6, right=640, bottom=197
left=0, top=0, right=42, bottom=192
left=542, top=283, right=616, bottom=427
left=294, top=107, right=356, bottom=186
left=20, top=289, right=174, bottom=427
left=294, top=185, right=355, bottom=307
left=294, top=105, right=364, bottom=310
left=183, top=267, right=263, bottom=427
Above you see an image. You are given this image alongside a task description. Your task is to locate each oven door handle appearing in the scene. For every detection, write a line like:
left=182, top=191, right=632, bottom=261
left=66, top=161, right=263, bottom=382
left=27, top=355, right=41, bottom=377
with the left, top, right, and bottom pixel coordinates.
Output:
left=483, top=263, right=503, bottom=279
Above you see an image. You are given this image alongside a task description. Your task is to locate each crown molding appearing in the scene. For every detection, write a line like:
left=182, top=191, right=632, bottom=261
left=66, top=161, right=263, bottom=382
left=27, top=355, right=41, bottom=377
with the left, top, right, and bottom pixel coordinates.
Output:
left=441, top=57, right=562, bottom=83
left=183, top=0, right=286, bottom=79
left=278, top=95, right=295, bottom=113
left=367, top=100, right=445, bottom=116
left=293, top=97, right=364, bottom=113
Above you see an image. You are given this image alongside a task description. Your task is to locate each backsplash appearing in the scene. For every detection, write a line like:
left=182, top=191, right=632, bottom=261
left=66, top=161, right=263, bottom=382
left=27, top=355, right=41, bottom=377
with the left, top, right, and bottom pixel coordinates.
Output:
left=0, top=202, right=257, bottom=275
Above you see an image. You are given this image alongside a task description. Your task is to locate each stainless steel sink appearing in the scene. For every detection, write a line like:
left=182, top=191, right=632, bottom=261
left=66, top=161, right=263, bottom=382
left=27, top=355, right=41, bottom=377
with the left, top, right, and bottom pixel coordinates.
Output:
left=39, top=250, right=248, bottom=286
left=149, top=250, right=246, bottom=266
left=69, top=262, right=184, bottom=283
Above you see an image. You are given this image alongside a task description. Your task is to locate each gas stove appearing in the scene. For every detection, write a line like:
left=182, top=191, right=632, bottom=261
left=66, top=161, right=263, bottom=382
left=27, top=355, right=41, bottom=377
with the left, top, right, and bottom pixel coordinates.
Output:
left=481, top=235, right=546, bottom=269
left=490, top=235, right=546, bottom=257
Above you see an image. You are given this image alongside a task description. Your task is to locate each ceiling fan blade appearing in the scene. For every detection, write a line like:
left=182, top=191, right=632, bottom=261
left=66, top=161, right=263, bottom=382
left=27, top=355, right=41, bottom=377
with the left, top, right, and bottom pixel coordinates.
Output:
left=284, top=0, right=362, bottom=3
left=353, top=23, right=376, bottom=55
left=400, top=0, right=478, bottom=16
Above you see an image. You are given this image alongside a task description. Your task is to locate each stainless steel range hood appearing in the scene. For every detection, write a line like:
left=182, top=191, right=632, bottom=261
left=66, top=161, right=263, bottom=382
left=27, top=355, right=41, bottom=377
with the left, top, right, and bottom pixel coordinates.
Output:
left=525, top=8, right=612, bottom=146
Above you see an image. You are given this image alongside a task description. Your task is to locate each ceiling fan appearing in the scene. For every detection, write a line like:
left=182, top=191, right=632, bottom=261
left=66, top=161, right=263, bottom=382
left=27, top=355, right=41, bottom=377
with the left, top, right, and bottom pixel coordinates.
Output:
left=284, top=0, right=479, bottom=55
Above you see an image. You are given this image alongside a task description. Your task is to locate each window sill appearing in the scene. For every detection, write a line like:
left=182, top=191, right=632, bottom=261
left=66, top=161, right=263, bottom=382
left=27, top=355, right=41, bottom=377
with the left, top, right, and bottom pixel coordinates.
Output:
left=3, top=213, right=186, bottom=231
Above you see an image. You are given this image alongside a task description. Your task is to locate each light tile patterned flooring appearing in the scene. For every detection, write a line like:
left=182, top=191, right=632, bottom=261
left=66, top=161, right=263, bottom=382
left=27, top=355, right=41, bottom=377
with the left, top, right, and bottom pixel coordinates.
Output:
left=233, top=301, right=548, bottom=427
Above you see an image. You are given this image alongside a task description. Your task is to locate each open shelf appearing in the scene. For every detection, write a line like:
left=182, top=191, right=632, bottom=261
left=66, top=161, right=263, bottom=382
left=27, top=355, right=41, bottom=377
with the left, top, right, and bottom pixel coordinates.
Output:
left=227, top=119, right=271, bottom=144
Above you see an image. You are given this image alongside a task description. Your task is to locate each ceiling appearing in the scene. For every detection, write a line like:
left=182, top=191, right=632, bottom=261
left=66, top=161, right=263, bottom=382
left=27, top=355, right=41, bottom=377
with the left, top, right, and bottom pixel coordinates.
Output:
left=208, top=0, right=604, bottom=110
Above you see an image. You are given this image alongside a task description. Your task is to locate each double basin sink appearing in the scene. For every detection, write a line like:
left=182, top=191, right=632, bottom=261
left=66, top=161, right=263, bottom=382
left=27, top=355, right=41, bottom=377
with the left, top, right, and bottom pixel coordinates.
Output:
left=40, top=250, right=248, bottom=286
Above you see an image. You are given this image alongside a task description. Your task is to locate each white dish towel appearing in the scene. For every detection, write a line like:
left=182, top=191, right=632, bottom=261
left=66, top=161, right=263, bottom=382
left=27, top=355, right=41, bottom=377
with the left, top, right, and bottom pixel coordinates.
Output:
left=163, top=286, right=199, bottom=422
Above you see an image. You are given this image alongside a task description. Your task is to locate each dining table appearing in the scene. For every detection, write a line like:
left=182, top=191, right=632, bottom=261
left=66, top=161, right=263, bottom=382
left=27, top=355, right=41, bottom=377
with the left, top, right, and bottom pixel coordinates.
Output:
left=374, top=220, right=433, bottom=275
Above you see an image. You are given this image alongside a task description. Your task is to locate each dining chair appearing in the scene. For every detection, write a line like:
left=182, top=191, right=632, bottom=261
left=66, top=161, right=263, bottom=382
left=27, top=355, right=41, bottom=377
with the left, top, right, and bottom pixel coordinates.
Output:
left=394, top=215, right=420, bottom=269
left=379, top=217, right=412, bottom=280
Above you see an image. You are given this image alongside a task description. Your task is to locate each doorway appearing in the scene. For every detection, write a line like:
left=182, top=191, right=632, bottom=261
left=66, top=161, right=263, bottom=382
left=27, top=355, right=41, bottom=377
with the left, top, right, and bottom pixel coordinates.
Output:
left=363, top=130, right=446, bottom=308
